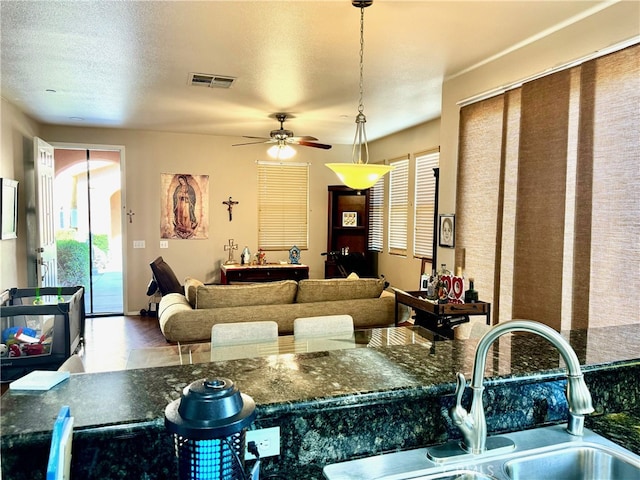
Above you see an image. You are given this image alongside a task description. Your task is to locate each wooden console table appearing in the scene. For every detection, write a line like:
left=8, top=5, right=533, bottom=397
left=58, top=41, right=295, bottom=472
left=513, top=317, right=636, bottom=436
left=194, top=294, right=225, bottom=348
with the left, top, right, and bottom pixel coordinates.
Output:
left=220, top=264, right=309, bottom=284
left=395, top=290, right=491, bottom=339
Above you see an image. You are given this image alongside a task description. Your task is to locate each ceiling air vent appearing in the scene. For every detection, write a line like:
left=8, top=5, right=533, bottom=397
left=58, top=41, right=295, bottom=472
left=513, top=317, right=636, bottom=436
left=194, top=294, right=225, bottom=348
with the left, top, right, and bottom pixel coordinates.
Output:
left=188, top=73, right=236, bottom=89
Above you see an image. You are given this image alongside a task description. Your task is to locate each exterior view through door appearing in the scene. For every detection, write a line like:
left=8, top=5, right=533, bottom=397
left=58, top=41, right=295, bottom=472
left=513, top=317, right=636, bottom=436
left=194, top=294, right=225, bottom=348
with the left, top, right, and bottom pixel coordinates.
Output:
left=53, top=147, right=124, bottom=316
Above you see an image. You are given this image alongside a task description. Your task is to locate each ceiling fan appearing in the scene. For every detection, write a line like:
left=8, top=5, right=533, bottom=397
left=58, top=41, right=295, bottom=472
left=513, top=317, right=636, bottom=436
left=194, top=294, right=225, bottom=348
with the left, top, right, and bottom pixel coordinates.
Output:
left=232, top=113, right=332, bottom=151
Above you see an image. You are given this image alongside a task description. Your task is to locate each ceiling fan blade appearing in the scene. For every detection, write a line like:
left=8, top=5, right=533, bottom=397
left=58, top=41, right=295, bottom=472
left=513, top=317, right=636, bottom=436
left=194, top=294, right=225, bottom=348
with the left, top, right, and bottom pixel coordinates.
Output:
left=232, top=140, right=271, bottom=146
left=297, top=140, right=332, bottom=150
left=242, top=135, right=271, bottom=140
left=289, top=135, right=318, bottom=142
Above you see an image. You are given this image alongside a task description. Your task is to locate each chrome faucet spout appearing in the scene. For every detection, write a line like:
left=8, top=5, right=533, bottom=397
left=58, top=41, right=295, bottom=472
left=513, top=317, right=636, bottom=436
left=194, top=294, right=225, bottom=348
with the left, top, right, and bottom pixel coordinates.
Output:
left=455, top=319, right=594, bottom=455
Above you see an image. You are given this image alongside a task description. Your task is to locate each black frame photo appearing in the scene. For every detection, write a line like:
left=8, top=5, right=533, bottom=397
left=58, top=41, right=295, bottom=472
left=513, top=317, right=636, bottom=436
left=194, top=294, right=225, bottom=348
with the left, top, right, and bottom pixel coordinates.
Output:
left=439, top=213, right=455, bottom=248
left=1, top=178, right=19, bottom=240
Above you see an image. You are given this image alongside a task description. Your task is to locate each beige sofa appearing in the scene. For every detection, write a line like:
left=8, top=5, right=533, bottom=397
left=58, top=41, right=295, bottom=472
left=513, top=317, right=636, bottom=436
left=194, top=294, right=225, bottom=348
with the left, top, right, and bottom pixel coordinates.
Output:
left=158, top=277, right=397, bottom=343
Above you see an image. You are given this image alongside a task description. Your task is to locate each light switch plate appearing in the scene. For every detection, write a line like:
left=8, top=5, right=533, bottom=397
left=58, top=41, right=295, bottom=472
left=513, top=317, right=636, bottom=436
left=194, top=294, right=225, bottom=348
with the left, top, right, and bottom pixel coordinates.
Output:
left=133, top=240, right=145, bottom=248
left=160, top=240, right=168, bottom=249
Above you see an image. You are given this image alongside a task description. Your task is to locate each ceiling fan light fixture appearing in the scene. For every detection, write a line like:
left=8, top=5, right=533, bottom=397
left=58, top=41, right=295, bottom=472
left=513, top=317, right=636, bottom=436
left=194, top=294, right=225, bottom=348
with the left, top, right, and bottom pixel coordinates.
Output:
left=326, top=0, right=394, bottom=190
left=267, top=143, right=296, bottom=160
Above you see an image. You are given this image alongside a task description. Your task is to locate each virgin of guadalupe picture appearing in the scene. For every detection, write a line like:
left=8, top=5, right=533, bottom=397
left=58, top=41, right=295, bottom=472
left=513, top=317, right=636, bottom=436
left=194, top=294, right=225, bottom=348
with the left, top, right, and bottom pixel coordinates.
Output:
left=160, top=173, right=209, bottom=239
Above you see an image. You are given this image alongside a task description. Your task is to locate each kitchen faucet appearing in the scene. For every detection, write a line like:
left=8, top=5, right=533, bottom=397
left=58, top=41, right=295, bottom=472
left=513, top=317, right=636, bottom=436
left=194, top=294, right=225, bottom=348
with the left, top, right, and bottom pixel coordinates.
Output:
left=430, top=319, right=594, bottom=461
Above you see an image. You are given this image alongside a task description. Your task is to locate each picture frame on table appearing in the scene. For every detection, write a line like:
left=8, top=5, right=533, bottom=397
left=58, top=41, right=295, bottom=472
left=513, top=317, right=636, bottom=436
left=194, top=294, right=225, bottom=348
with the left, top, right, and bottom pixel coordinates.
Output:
left=1, top=178, right=19, bottom=240
left=342, top=211, right=357, bottom=227
left=439, top=213, right=455, bottom=248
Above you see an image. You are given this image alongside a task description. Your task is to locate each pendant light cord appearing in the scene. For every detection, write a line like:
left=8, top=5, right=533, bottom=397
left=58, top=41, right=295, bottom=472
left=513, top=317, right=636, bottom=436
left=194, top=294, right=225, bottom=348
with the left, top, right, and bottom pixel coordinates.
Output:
left=352, top=4, right=369, bottom=165
left=358, top=5, right=365, bottom=114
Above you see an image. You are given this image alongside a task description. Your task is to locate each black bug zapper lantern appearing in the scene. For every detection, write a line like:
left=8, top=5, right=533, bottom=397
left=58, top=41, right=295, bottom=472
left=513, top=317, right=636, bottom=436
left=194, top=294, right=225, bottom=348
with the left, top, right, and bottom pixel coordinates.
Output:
left=165, top=378, right=256, bottom=480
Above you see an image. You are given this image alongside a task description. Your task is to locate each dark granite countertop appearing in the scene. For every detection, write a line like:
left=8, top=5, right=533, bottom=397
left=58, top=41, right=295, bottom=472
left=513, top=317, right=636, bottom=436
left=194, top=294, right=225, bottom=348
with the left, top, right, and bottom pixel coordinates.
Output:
left=2, top=324, right=639, bottom=437
left=587, top=408, right=640, bottom=455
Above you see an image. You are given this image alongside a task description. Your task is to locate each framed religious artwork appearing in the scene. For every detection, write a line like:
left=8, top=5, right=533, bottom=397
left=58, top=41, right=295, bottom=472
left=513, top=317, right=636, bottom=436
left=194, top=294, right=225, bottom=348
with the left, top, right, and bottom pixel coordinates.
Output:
left=1, top=178, right=19, bottom=240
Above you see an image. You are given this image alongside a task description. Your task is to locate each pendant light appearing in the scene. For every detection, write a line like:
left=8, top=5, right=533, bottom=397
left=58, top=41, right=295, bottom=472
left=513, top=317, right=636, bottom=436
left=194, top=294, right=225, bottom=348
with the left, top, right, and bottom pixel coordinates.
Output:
left=326, top=0, right=394, bottom=190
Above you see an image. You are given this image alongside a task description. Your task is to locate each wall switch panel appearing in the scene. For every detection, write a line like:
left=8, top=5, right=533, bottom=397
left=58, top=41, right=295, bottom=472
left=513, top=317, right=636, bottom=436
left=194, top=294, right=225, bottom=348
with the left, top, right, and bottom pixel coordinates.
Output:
left=245, top=426, right=280, bottom=459
left=133, top=240, right=145, bottom=248
left=160, top=240, right=168, bottom=249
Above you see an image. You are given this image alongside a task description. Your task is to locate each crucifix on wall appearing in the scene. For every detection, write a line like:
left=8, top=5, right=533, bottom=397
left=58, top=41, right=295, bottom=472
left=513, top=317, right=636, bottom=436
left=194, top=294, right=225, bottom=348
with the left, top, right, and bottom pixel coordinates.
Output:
left=222, top=196, right=239, bottom=221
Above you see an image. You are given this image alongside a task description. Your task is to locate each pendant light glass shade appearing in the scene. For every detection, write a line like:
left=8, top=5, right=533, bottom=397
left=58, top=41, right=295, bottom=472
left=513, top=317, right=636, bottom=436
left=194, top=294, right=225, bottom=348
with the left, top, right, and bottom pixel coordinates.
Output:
left=326, top=0, right=393, bottom=191
left=326, top=162, right=394, bottom=190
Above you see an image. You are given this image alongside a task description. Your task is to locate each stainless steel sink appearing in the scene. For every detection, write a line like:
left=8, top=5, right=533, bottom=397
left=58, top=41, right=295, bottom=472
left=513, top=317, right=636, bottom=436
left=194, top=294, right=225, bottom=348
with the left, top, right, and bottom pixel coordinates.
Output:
left=322, top=425, right=640, bottom=480
left=404, top=472, right=497, bottom=480
left=504, top=444, right=639, bottom=480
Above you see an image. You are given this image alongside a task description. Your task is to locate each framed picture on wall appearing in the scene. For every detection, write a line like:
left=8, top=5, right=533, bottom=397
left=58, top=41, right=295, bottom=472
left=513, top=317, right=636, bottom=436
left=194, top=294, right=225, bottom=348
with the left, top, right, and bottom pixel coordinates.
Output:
left=439, top=213, right=455, bottom=248
left=1, top=178, right=19, bottom=240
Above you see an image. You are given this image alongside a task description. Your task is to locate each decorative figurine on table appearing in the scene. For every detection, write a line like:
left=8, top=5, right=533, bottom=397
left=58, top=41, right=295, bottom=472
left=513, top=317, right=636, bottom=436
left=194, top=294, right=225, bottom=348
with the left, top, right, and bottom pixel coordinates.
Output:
left=289, top=245, right=301, bottom=264
left=241, top=246, right=251, bottom=265
left=256, top=249, right=267, bottom=265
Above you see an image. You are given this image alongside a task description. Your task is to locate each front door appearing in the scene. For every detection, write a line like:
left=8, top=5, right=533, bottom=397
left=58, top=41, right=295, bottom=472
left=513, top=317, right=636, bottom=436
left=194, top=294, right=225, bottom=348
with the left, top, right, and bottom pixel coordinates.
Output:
left=32, top=137, right=57, bottom=287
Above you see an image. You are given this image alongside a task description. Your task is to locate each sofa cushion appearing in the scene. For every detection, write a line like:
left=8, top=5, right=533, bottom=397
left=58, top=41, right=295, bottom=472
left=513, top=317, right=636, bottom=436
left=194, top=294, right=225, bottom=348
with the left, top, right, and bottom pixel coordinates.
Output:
left=196, top=280, right=298, bottom=309
left=296, top=278, right=384, bottom=303
left=184, top=277, right=205, bottom=308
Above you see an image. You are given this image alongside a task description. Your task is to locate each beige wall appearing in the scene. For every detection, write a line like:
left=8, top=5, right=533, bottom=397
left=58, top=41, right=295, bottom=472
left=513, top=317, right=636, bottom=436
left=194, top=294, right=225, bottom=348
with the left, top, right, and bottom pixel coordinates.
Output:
left=39, top=124, right=350, bottom=313
left=368, top=121, right=440, bottom=292
left=0, top=98, right=40, bottom=289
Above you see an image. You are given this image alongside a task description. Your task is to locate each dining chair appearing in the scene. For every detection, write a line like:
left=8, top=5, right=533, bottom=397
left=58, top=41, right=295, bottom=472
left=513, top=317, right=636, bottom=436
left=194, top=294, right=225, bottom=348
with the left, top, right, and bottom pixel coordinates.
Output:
left=293, top=314, right=354, bottom=339
left=211, top=321, right=279, bottom=362
left=57, top=353, right=85, bottom=373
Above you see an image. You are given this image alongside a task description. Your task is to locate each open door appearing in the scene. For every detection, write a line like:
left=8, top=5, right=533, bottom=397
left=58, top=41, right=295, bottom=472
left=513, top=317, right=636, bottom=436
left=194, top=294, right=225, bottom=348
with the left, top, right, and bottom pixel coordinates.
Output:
left=28, top=137, right=58, bottom=287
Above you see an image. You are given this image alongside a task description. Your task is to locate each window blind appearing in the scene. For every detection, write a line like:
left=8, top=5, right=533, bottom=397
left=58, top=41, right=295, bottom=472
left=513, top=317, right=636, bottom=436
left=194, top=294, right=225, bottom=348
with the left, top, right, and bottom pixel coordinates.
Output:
left=413, top=150, right=439, bottom=258
left=368, top=173, right=384, bottom=251
left=456, top=42, right=639, bottom=329
left=388, top=157, right=409, bottom=256
left=257, top=162, right=309, bottom=250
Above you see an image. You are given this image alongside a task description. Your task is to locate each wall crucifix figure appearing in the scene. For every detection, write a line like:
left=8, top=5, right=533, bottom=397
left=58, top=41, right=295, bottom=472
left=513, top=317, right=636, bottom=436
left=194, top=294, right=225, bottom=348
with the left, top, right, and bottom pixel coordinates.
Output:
left=222, top=196, right=239, bottom=221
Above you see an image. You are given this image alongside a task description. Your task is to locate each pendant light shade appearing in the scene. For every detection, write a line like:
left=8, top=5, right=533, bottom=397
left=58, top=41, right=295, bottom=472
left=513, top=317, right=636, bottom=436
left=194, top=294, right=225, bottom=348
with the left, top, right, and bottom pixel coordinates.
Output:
left=325, top=162, right=394, bottom=190
left=326, top=0, right=394, bottom=190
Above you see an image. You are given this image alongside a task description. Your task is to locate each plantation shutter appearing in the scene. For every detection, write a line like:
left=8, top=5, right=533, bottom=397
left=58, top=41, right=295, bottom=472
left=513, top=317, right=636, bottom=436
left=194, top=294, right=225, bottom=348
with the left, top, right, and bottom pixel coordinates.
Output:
left=388, top=157, right=409, bottom=256
left=257, top=162, right=309, bottom=250
left=368, top=173, right=384, bottom=251
left=413, top=150, right=439, bottom=258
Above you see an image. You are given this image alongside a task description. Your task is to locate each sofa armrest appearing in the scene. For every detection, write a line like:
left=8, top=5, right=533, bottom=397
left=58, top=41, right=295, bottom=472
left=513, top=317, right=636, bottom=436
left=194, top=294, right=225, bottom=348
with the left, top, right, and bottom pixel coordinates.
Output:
left=159, top=293, right=191, bottom=317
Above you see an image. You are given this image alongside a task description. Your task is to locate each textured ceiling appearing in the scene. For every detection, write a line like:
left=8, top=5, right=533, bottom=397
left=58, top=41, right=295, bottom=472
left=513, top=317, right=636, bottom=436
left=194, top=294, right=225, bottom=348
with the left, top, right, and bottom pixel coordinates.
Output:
left=0, top=1, right=630, bottom=145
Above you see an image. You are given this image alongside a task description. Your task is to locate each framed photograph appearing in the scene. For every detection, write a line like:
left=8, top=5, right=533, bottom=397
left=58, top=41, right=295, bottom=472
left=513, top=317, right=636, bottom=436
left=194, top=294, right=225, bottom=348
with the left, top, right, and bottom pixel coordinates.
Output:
left=439, top=213, right=455, bottom=248
left=1, top=178, right=19, bottom=240
left=342, top=211, right=357, bottom=227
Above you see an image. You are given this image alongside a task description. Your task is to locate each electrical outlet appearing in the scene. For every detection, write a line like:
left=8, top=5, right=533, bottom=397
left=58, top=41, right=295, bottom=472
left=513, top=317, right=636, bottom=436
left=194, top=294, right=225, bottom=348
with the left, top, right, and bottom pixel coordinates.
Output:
left=133, top=240, right=145, bottom=249
left=160, top=240, right=168, bottom=249
left=245, top=426, right=280, bottom=459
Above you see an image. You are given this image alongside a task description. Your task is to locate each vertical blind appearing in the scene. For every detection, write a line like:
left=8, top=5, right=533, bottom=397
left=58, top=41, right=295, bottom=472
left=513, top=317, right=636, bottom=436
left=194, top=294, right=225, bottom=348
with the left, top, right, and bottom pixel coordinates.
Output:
left=413, top=150, right=440, bottom=258
left=456, top=43, right=639, bottom=329
left=388, top=157, right=409, bottom=255
left=257, top=162, right=309, bottom=250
